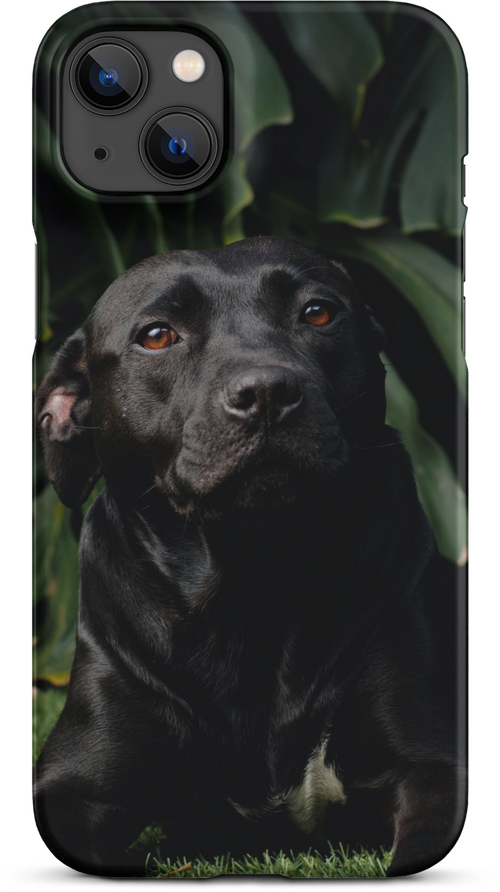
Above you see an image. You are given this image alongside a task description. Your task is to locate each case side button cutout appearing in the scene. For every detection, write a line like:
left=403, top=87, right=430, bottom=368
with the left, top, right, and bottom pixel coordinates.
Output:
left=462, top=156, right=471, bottom=359
left=462, top=157, right=470, bottom=205
left=462, top=282, right=469, bottom=359
left=29, top=228, right=38, bottom=359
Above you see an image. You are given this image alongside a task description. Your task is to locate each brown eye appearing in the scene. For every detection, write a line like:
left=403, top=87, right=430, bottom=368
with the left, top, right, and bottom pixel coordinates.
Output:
left=139, top=325, right=179, bottom=350
left=301, top=302, right=335, bottom=327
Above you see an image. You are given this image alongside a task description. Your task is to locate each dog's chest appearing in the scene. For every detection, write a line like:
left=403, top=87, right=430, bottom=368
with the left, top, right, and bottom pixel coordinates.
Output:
left=229, top=740, right=347, bottom=834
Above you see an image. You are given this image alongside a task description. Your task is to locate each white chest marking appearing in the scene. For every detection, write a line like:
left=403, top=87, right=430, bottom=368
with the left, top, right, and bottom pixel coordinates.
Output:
left=286, top=739, right=347, bottom=834
left=229, top=739, right=347, bottom=834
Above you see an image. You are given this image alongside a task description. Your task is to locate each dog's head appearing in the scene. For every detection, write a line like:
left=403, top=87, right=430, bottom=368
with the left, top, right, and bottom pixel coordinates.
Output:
left=37, top=237, right=386, bottom=518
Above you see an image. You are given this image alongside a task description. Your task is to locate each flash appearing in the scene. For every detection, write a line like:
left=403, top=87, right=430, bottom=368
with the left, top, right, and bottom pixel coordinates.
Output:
left=172, top=49, right=205, bottom=83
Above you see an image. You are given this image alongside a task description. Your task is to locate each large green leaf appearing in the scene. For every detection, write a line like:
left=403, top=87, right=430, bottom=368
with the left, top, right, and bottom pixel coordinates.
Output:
left=384, top=357, right=467, bottom=565
left=316, top=119, right=402, bottom=227
left=399, top=31, right=466, bottom=235
left=191, top=2, right=293, bottom=152
left=279, top=2, right=383, bottom=123
left=333, top=226, right=466, bottom=398
left=314, top=23, right=424, bottom=227
left=275, top=12, right=464, bottom=233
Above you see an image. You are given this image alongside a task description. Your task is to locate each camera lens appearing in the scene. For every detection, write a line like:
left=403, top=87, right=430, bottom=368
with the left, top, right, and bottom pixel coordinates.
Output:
left=140, top=109, right=217, bottom=184
left=71, top=39, right=147, bottom=114
left=169, top=137, right=188, bottom=155
left=99, top=68, right=119, bottom=87
left=160, top=128, right=196, bottom=166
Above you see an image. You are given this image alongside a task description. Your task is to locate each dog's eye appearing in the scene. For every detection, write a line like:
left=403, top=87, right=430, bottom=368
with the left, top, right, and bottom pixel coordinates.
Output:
left=138, top=325, right=180, bottom=350
left=300, top=301, right=335, bottom=327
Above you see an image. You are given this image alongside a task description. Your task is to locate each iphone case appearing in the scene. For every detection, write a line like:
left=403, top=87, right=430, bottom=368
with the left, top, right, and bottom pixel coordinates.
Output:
left=33, top=1, right=467, bottom=878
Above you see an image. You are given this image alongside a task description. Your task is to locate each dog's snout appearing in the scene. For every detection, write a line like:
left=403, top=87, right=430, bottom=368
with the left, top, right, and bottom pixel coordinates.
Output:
left=222, top=366, right=303, bottom=425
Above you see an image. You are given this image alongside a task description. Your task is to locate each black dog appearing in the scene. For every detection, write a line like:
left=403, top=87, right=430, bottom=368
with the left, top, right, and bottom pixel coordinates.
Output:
left=34, top=236, right=464, bottom=877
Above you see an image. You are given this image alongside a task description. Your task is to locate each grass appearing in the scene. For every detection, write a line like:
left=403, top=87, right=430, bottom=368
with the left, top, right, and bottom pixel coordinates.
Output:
left=144, top=847, right=391, bottom=878
left=33, top=687, right=391, bottom=878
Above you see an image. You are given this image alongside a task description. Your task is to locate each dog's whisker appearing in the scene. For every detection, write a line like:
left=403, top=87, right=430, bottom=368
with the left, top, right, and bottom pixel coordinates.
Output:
left=332, top=389, right=370, bottom=413
left=180, top=512, right=190, bottom=543
left=355, top=437, right=416, bottom=450
left=133, top=482, right=158, bottom=503
left=320, top=375, right=368, bottom=413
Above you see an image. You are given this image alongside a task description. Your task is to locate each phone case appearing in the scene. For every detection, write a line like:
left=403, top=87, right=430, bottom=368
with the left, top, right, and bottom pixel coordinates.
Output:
left=33, top=1, right=467, bottom=879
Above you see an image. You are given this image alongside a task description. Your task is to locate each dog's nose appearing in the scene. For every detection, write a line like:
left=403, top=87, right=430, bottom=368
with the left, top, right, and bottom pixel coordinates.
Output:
left=222, top=367, right=303, bottom=425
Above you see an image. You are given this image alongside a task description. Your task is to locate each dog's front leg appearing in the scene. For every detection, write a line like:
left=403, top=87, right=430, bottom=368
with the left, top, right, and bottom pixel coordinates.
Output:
left=34, top=786, right=152, bottom=876
left=387, top=763, right=466, bottom=877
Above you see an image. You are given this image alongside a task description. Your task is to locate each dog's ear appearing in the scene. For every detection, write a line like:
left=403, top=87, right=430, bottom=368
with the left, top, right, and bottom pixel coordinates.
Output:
left=330, top=260, right=386, bottom=353
left=36, top=329, right=101, bottom=508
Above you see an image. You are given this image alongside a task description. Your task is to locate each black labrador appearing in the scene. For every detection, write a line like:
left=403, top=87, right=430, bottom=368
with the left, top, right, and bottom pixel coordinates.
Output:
left=34, top=236, right=464, bottom=877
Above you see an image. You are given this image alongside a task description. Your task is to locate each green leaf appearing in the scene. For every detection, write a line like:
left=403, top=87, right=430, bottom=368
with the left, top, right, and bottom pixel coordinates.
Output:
left=273, top=14, right=464, bottom=233
left=334, top=226, right=466, bottom=398
left=34, top=487, right=80, bottom=680
left=279, top=2, right=383, bottom=123
left=190, top=2, right=293, bottom=152
left=399, top=32, right=467, bottom=235
left=221, top=159, right=254, bottom=244
left=318, top=23, right=419, bottom=228
left=317, top=119, right=396, bottom=227
left=384, top=358, right=467, bottom=564
left=314, top=22, right=427, bottom=227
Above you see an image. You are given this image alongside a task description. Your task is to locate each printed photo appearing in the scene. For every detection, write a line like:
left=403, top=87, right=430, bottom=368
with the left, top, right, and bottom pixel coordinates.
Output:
left=33, top=2, right=467, bottom=878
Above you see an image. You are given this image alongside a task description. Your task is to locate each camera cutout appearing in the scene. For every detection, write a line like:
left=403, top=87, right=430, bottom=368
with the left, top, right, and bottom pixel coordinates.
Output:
left=70, top=38, right=148, bottom=115
left=61, top=31, right=225, bottom=194
left=140, top=108, right=217, bottom=185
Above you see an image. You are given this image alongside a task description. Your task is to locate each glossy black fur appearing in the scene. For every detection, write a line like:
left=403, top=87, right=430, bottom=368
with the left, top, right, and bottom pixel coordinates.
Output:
left=34, top=237, right=464, bottom=877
